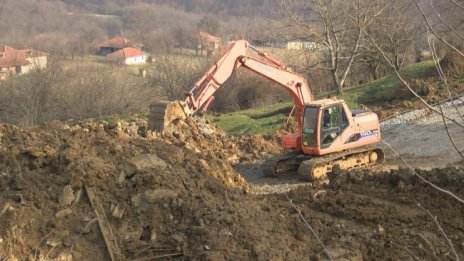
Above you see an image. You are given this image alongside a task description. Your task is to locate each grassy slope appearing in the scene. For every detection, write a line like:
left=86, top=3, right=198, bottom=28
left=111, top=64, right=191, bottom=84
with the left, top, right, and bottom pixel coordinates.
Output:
left=211, top=61, right=436, bottom=135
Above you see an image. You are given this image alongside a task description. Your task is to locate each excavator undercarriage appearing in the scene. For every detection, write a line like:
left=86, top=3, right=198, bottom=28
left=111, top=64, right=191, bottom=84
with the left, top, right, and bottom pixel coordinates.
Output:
left=263, top=146, right=385, bottom=181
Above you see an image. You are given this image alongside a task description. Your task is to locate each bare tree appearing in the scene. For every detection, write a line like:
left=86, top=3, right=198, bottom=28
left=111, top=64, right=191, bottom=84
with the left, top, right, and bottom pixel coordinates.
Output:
left=149, top=56, right=210, bottom=100
left=122, top=4, right=158, bottom=43
left=369, top=1, right=419, bottom=70
left=197, top=15, right=221, bottom=35
left=173, top=26, right=197, bottom=54
left=81, top=23, right=105, bottom=54
left=279, top=0, right=386, bottom=95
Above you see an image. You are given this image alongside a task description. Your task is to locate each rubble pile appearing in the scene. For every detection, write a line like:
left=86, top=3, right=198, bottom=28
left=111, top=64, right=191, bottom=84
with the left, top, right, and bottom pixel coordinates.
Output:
left=0, top=119, right=463, bottom=260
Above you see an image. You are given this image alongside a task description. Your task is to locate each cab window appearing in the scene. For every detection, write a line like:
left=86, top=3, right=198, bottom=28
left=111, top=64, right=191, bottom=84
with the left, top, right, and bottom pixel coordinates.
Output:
left=320, top=105, right=348, bottom=148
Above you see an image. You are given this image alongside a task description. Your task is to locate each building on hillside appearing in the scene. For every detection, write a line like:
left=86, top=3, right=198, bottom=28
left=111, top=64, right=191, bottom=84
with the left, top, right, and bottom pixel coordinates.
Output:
left=286, top=41, right=326, bottom=51
left=0, top=45, right=48, bottom=80
left=96, top=37, right=143, bottom=56
left=197, top=32, right=221, bottom=56
left=250, top=39, right=286, bottom=48
left=106, top=48, right=149, bottom=65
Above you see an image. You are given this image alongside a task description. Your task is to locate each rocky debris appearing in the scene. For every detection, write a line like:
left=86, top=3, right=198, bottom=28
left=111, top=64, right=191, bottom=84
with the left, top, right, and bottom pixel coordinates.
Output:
left=56, top=208, right=73, bottom=218
left=110, top=203, right=125, bottom=219
left=126, top=154, right=167, bottom=173
left=0, top=119, right=464, bottom=260
left=131, top=194, right=149, bottom=209
left=144, top=189, right=177, bottom=203
left=381, top=94, right=464, bottom=128
left=59, top=185, right=75, bottom=206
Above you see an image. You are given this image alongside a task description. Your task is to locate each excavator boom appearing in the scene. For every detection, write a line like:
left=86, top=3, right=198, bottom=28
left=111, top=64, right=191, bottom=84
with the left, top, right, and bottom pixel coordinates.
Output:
left=149, top=40, right=313, bottom=132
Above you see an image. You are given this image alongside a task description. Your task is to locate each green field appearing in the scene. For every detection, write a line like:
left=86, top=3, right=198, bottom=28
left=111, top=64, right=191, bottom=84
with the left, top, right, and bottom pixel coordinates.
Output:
left=211, top=61, right=436, bottom=135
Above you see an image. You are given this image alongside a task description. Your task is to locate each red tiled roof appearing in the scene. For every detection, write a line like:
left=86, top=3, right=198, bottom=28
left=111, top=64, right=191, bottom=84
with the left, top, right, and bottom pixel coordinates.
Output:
left=199, top=32, right=221, bottom=43
left=17, top=49, right=48, bottom=58
left=107, top=48, right=147, bottom=59
left=0, top=45, right=48, bottom=68
left=0, top=45, right=28, bottom=67
left=97, top=37, right=142, bottom=49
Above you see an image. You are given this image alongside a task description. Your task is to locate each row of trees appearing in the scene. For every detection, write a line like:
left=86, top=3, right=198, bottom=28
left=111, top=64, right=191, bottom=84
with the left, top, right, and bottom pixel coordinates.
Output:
left=0, top=64, right=156, bottom=127
left=62, top=0, right=277, bottom=18
left=0, top=0, right=280, bottom=57
left=279, top=0, right=463, bottom=94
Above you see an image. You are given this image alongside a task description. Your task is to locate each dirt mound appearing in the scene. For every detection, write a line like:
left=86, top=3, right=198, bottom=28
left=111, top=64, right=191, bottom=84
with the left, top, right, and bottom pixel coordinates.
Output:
left=0, top=119, right=290, bottom=260
left=440, top=50, right=464, bottom=78
left=288, top=167, right=464, bottom=260
left=1, top=119, right=464, bottom=260
left=159, top=117, right=282, bottom=163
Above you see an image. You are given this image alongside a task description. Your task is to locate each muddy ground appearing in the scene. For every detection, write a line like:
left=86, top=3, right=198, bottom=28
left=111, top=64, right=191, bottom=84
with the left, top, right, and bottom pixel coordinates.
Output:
left=0, top=104, right=464, bottom=260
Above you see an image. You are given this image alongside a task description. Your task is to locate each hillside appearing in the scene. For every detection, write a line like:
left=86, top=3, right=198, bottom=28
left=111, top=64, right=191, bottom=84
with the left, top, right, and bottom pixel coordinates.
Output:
left=61, top=0, right=276, bottom=17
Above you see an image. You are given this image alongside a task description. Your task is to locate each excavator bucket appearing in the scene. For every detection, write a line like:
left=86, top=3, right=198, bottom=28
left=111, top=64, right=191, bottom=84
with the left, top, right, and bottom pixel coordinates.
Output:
left=149, top=100, right=187, bottom=132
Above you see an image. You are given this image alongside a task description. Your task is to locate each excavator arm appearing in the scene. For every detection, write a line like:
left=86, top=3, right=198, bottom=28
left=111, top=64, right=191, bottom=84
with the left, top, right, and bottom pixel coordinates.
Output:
left=150, top=40, right=313, bottom=131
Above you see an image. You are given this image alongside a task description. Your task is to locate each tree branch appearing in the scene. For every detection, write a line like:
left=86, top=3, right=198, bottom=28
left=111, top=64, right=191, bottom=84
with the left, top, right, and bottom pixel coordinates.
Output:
left=412, top=0, right=464, bottom=57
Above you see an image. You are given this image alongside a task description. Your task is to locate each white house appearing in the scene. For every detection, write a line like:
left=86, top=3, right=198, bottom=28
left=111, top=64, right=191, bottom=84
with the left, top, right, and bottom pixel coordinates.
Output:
left=106, top=47, right=148, bottom=65
left=287, top=41, right=326, bottom=51
left=0, top=45, right=48, bottom=80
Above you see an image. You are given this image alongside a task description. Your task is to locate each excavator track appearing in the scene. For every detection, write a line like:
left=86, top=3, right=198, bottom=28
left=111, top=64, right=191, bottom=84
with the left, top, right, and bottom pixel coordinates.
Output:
left=297, top=146, right=385, bottom=181
left=262, top=151, right=306, bottom=177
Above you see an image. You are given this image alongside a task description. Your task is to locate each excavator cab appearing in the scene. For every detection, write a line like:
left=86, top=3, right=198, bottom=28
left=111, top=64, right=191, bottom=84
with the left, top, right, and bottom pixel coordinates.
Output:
left=302, top=101, right=349, bottom=151
left=300, top=99, right=374, bottom=155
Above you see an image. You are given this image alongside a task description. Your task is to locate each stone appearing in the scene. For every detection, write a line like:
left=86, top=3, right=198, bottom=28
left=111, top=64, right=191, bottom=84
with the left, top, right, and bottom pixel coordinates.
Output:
left=127, top=154, right=167, bottom=173
left=73, top=188, right=84, bottom=205
left=397, top=181, right=407, bottom=192
left=144, top=189, right=178, bottom=203
left=197, top=159, right=209, bottom=171
left=172, top=233, right=185, bottom=243
left=131, top=194, right=149, bottom=209
left=8, top=194, right=23, bottom=203
left=219, top=228, right=232, bottom=237
left=59, top=185, right=75, bottom=206
left=56, top=253, right=73, bottom=261
left=227, top=155, right=239, bottom=164
left=111, top=204, right=125, bottom=219
left=46, top=238, right=61, bottom=247
left=377, top=225, right=385, bottom=235
left=150, top=229, right=157, bottom=242
left=397, top=168, right=415, bottom=185
left=172, top=131, right=182, bottom=139
left=1, top=202, right=13, bottom=216
left=123, top=228, right=143, bottom=241
left=117, top=171, right=126, bottom=185
left=204, top=245, right=211, bottom=250
left=56, top=208, right=72, bottom=218
left=62, top=236, right=72, bottom=247
left=171, top=198, right=184, bottom=208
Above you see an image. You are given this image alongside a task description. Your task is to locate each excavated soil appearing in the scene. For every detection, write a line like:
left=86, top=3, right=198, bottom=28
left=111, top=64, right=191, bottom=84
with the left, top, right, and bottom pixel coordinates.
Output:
left=437, top=50, right=464, bottom=78
left=0, top=117, right=464, bottom=260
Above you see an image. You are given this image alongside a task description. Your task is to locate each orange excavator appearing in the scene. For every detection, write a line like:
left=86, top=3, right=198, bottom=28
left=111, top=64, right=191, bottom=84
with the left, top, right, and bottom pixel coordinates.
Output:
left=150, top=40, right=384, bottom=180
